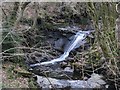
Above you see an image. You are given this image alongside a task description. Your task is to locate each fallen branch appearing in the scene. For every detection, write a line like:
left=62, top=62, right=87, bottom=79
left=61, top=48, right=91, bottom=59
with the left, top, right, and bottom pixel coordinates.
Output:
left=1, top=46, right=48, bottom=54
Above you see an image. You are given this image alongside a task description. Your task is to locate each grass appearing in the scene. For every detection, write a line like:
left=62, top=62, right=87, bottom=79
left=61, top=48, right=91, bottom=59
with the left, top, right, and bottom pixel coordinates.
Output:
left=2, top=61, right=37, bottom=88
left=86, top=2, right=119, bottom=89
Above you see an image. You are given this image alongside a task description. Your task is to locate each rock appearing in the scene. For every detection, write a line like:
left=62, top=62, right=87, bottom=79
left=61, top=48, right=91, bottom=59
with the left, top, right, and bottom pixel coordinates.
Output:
left=87, top=73, right=106, bottom=88
left=54, top=38, right=67, bottom=51
left=64, top=67, right=74, bottom=73
left=36, top=73, right=106, bottom=88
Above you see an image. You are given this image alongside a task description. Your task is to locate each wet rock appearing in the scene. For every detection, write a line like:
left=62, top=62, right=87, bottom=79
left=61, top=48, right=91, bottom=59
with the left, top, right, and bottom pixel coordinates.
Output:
left=54, top=38, right=67, bottom=51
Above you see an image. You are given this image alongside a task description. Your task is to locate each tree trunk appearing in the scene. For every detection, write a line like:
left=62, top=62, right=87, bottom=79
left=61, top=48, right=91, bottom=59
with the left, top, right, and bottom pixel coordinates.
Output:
left=116, top=16, right=120, bottom=48
left=116, top=3, right=120, bottom=49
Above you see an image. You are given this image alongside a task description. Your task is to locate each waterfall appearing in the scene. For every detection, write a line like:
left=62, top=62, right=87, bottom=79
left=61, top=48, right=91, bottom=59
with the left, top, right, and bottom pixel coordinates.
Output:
left=30, top=28, right=94, bottom=67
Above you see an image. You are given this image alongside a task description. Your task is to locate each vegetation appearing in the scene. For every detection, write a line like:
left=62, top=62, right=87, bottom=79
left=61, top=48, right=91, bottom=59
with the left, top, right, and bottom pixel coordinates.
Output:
left=1, top=2, right=120, bottom=89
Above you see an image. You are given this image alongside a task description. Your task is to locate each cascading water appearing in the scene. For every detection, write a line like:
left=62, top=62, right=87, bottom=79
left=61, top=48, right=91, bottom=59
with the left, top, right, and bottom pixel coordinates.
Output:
left=30, top=27, right=94, bottom=67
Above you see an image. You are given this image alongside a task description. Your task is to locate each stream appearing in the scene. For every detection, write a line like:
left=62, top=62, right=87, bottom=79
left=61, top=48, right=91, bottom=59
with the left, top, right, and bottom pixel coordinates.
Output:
left=30, top=26, right=94, bottom=67
left=26, top=26, right=106, bottom=89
